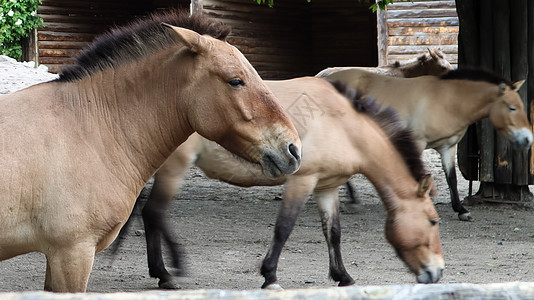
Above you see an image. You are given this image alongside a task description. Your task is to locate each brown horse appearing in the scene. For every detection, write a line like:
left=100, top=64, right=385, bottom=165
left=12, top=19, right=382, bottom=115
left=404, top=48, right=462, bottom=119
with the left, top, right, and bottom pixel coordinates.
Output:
left=117, top=78, right=444, bottom=289
left=318, top=68, right=533, bottom=221
left=0, top=10, right=301, bottom=292
left=316, top=48, right=452, bottom=78
left=317, top=48, right=453, bottom=205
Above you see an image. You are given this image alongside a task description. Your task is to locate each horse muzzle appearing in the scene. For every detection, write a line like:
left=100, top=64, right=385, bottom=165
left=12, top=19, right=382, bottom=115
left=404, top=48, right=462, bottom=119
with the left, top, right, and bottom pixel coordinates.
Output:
left=509, top=128, right=533, bottom=150
left=261, top=142, right=301, bottom=177
left=415, top=255, right=444, bottom=284
left=416, top=266, right=444, bottom=284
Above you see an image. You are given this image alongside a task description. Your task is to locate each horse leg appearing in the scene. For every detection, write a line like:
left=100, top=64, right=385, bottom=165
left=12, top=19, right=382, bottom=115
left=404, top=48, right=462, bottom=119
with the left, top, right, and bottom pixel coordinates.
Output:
left=345, top=181, right=361, bottom=205
left=142, top=189, right=174, bottom=289
left=315, top=188, right=355, bottom=286
left=261, top=177, right=316, bottom=289
left=438, top=146, right=472, bottom=221
left=142, top=145, right=196, bottom=289
left=44, top=261, right=52, bottom=291
left=44, top=244, right=95, bottom=292
left=143, top=166, right=190, bottom=288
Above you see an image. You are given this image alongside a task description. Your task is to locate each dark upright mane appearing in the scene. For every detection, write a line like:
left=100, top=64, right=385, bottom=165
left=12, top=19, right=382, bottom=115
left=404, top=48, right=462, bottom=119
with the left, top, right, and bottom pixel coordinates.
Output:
left=440, top=67, right=514, bottom=87
left=56, top=9, right=231, bottom=82
left=329, top=81, right=427, bottom=182
left=418, top=54, right=429, bottom=63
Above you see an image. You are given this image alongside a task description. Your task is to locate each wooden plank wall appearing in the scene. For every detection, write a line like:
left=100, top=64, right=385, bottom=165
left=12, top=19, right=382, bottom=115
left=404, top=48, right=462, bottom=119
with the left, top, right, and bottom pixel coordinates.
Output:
left=385, top=0, right=458, bottom=67
left=37, top=0, right=189, bottom=73
left=203, top=0, right=311, bottom=79
left=203, top=0, right=376, bottom=79
left=35, top=0, right=377, bottom=77
left=309, top=0, right=377, bottom=74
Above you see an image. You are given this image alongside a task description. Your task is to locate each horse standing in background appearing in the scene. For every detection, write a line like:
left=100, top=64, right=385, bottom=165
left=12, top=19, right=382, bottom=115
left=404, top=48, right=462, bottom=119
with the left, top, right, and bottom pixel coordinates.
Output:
left=319, top=68, right=532, bottom=221
left=317, top=48, right=453, bottom=205
left=0, top=10, right=301, bottom=292
left=316, top=48, right=452, bottom=78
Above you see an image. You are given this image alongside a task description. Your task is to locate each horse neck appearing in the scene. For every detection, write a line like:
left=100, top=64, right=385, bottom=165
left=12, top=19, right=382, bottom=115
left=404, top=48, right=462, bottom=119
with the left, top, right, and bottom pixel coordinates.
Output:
left=439, top=80, right=496, bottom=125
left=397, top=58, right=427, bottom=77
left=365, top=155, right=420, bottom=213
left=60, top=48, right=193, bottom=188
left=349, top=117, right=420, bottom=212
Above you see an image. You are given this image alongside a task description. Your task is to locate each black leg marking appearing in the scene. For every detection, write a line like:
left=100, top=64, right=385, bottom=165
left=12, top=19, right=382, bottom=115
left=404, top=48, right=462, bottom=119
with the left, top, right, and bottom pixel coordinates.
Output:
left=326, top=215, right=355, bottom=286
left=261, top=198, right=306, bottom=288
left=446, top=167, right=471, bottom=220
left=345, top=182, right=361, bottom=205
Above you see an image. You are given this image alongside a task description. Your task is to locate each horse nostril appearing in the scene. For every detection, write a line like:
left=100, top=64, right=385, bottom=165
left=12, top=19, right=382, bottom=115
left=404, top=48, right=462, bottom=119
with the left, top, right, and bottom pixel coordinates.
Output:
left=288, top=143, right=301, bottom=161
left=525, top=136, right=532, bottom=147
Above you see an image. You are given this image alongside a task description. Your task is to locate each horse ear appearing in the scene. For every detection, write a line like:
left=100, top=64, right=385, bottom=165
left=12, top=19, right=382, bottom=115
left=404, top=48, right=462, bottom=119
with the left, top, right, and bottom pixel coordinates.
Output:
left=512, top=80, right=526, bottom=92
left=498, top=82, right=507, bottom=95
left=417, top=174, right=433, bottom=198
left=162, top=23, right=207, bottom=53
left=427, top=48, right=438, bottom=59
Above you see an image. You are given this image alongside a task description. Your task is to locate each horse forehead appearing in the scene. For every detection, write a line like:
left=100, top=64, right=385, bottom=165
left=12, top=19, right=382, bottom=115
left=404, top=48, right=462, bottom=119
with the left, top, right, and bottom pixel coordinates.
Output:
left=503, top=89, right=524, bottom=106
left=401, top=199, right=437, bottom=219
left=208, top=41, right=257, bottom=75
left=229, top=44, right=259, bottom=74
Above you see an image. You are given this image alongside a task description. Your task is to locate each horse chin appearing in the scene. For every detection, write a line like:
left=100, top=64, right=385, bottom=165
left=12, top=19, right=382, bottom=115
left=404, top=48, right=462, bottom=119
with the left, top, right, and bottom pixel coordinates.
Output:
left=260, top=148, right=301, bottom=178
left=508, top=128, right=533, bottom=150
left=414, top=256, right=445, bottom=284
left=261, top=154, right=284, bottom=178
left=416, top=266, right=444, bottom=284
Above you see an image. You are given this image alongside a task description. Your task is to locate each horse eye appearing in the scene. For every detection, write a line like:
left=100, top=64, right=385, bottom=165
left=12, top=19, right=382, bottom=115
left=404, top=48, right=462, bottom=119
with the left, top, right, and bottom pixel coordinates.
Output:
left=429, top=220, right=439, bottom=226
left=508, top=106, right=517, bottom=112
left=228, top=78, right=245, bottom=88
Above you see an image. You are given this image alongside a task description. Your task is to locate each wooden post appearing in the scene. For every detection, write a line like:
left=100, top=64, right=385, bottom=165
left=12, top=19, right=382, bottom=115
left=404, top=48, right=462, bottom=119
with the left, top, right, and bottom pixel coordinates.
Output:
left=376, top=2, right=388, bottom=66
left=493, top=0, right=513, bottom=185
left=20, top=28, right=39, bottom=67
left=511, top=0, right=529, bottom=185
left=456, top=0, right=480, bottom=182
left=455, top=0, right=480, bottom=66
left=191, top=0, right=203, bottom=15
left=528, top=1, right=534, bottom=184
left=478, top=0, right=494, bottom=183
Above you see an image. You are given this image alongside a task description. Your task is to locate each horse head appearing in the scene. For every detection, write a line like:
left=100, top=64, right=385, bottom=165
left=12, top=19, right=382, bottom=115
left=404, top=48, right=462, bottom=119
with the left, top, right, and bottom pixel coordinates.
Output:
left=164, top=24, right=302, bottom=177
left=421, top=48, right=453, bottom=76
left=489, top=80, right=533, bottom=150
left=384, top=174, right=445, bottom=283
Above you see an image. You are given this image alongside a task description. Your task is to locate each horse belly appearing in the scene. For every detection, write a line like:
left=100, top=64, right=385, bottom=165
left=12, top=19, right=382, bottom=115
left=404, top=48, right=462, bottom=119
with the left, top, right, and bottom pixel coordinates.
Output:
left=0, top=218, right=38, bottom=261
left=0, top=149, right=133, bottom=260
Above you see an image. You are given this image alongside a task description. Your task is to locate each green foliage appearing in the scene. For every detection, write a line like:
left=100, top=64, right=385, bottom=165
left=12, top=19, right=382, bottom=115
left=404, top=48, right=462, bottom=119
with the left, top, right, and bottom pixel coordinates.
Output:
left=254, top=0, right=412, bottom=11
left=362, top=0, right=413, bottom=12
left=256, top=0, right=311, bottom=8
left=0, top=0, right=43, bottom=60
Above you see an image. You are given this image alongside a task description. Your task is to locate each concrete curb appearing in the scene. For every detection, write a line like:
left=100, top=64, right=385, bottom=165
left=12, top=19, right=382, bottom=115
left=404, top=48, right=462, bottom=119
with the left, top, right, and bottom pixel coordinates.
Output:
left=1, top=282, right=534, bottom=300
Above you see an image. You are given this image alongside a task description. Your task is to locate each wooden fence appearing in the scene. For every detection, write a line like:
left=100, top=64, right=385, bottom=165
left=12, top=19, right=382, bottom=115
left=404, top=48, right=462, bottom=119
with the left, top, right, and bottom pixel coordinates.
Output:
left=379, top=0, right=458, bottom=67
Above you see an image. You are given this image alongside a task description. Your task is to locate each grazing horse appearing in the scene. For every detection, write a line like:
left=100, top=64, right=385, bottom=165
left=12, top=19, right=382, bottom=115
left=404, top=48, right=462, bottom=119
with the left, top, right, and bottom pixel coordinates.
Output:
left=318, top=68, right=533, bottom=221
left=316, top=48, right=452, bottom=78
left=0, top=10, right=301, bottom=292
left=117, top=78, right=444, bottom=289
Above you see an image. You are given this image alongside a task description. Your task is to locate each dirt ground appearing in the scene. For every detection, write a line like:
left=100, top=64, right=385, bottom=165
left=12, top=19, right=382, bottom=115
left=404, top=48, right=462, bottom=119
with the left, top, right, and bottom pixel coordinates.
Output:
left=1, top=150, right=533, bottom=292
left=1, top=56, right=534, bottom=293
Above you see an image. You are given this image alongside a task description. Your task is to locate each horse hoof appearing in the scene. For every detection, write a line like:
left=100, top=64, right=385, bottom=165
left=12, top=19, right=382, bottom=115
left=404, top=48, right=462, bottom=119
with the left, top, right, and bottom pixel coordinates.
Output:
left=458, top=212, right=473, bottom=222
left=264, top=283, right=283, bottom=290
left=158, top=279, right=181, bottom=289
